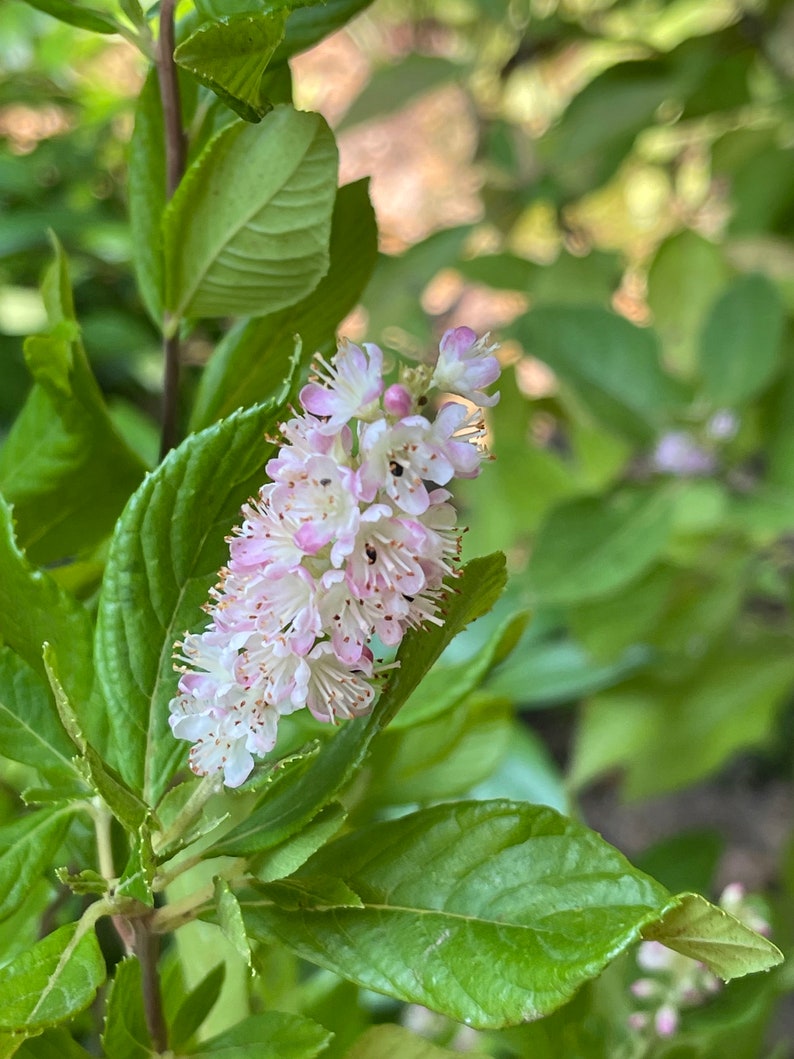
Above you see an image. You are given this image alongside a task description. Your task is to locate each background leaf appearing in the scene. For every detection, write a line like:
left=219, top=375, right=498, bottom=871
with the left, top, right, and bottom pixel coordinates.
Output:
left=189, top=1012, right=332, bottom=1058
left=163, top=106, right=337, bottom=320
left=100, top=958, right=151, bottom=1059
left=0, top=807, right=75, bottom=924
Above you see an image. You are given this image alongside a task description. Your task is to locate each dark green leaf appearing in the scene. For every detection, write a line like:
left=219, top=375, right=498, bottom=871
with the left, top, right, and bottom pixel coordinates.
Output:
left=512, top=306, right=682, bottom=442
left=94, top=403, right=282, bottom=804
left=18, top=0, right=120, bottom=34
left=190, top=177, right=378, bottom=430
left=163, top=106, right=337, bottom=320
left=101, top=958, right=151, bottom=1059
left=0, top=922, right=105, bottom=1033
left=243, top=799, right=671, bottom=1027
left=644, top=893, right=782, bottom=979
left=13, top=1028, right=94, bottom=1058
left=699, top=273, right=785, bottom=405
left=176, top=12, right=287, bottom=123
left=128, top=72, right=166, bottom=325
left=206, top=553, right=506, bottom=856
left=189, top=1012, right=332, bottom=1058
left=529, top=489, right=675, bottom=605
left=340, top=55, right=458, bottom=129
left=0, top=807, right=75, bottom=924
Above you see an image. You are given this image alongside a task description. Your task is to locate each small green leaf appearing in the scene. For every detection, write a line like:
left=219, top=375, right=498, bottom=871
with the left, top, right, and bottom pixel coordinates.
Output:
left=699, top=273, right=785, bottom=405
left=0, top=922, right=105, bottom=1033
left=529, top=489, right=674, bottom=605
left=94, top=402, right=283, bottom=803
left=190, top=177, right=378, bottom=431
left=257, top=875, right=363, bottom=911
left=344, top=1025, right=458, bottom=1059
left=18, top=0, right=120, bottom=34
left=214, top=877, right=252, bottom=966
left=644, top=893, right=783, bottom=979
left=189, top=1012, right=332, bottom=1059
left=253, top=803, right=347, bottom=882
left=512, top=306, right=683, bottom=442
left=100, top=958, right=151, bottom=1059
left=163, top=106, right=337, bottom=320
left=243, top=799, right=670, bottom=1027
left=128, top=72, right=166, bottom=325
left=12, top=1028, right=94, bottom=1058
left=0, top=808, right=75, bottom=924
left=54, top=868, right=108, bottom=896
left=0, top=646, right=80, bottom=783
left=0, top=240, right=147, bottom=564
left=167, top=963, right=225, bottom=1051
left=0, top=497, right=93, bottom=710
left=206, top=554, right=506, bottom=857
left=272, top=0, right=374, bottom=64
left=116, top=832, right=156, bottom=906
left=175, top=12, right=288, bottom=123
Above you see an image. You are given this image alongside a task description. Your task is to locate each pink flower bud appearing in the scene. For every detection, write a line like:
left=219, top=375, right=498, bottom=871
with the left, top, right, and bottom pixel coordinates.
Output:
left=655, top=1004, right=679, bottom=1038
left=383, top=383, right=413, bottom=417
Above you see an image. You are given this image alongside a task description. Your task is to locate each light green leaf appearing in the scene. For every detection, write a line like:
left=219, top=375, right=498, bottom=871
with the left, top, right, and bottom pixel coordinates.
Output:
left=0, top=647, right=80, bottom=783
left=344, top=1025, right=458, bottom=1059
left=643, top=893, right=783, bottom=980
left=206, top=554, right=506, bottom=858
left=167, top=962, right=225, bottom=1051
left=17, top=0, right=120, bottom=34
left=175, top=12, right=288, bottom=123
left=94, top=402, right=283, bottom=804
left=100, top=958, right=151, bottom=1059
left=0, top=922, right=105, bottom=1033
left=190, top=177, right=378, bottom=431
left=0, top=497, right=93, bottom=709
left=214, top=878, right=252, bottom=967
left=512, top=306, right=683, bottom=442
left=699, top=272, right=785, bottom=405
left=647, top=230, right=730, bottom=376
left=163, top=106, right=337, bottom=320
left=253, top=803, right=347, bottom=883
left=128, top=72, right=166, bottom=325
left=529, top=489, right=675, bottom=605
left=0, top=240, right=147, bottom=564
left=190, top=1012, right=332, bottom=1058
left=0, top=808, right=75, bottom=924
left=243, top=800, right=671, bottom=1027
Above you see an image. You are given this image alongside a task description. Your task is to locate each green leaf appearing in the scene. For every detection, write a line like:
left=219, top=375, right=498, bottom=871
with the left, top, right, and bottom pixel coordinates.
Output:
left=167, top=962, right=225, bottom=1051
left=116, top=832, right=156, bottom=905
left=272, top=0, right=374, bottom=64
left=17, top=0, right=120, bottom=34
left=0, top=807, right=75, bottom=924
left=344, top=1025, right=458, bottom=1059
left=699, top=273, right=785, bottom=405
left=0, top=241, right=147, bottom=564
left=511, top=306, right=683, bottom=442
left=0, top=496, right=93, bottom=709
left=100, top=958, right=151, bottom=1059
left=243, top=799, right=671, bottom=1027
left=206, top=554, right=506, bottom=858
left=214, top=877, right=252, bottom=967
left=0, top=922, right=105, bottom=1034
left=529, top=489, right=675, bottom=605
left=12, top=1028, right=94, bottom=1058
left=163, top=106, right=337, bottom=320
left=94, top=402, right=283, bottom=804
left=175, top=12, right=288, bottom=123
left=189, top=1012, right=332, bottom=1058
left=0, top=647, right=80, bottom=783
left=253, top=802, right=347, bottom=883
left=646, top=230, right=730, bottom=377
left=128, top=72, right=166, bottom=325
left=340, top=55, right=457, bottom=129
left=644, top=893, right=783, bottom=980
left=190, top=177, right=378, bottom=430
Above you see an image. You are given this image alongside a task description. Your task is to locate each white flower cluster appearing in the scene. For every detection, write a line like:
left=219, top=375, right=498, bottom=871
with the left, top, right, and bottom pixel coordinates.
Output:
left=169, top=327, right=501, bottom=786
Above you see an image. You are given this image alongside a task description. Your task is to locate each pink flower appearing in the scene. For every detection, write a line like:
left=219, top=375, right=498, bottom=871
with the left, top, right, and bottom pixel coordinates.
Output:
left=299, top=339, right=383, bottom=431
left=431, top=327, right=500, bottom=407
